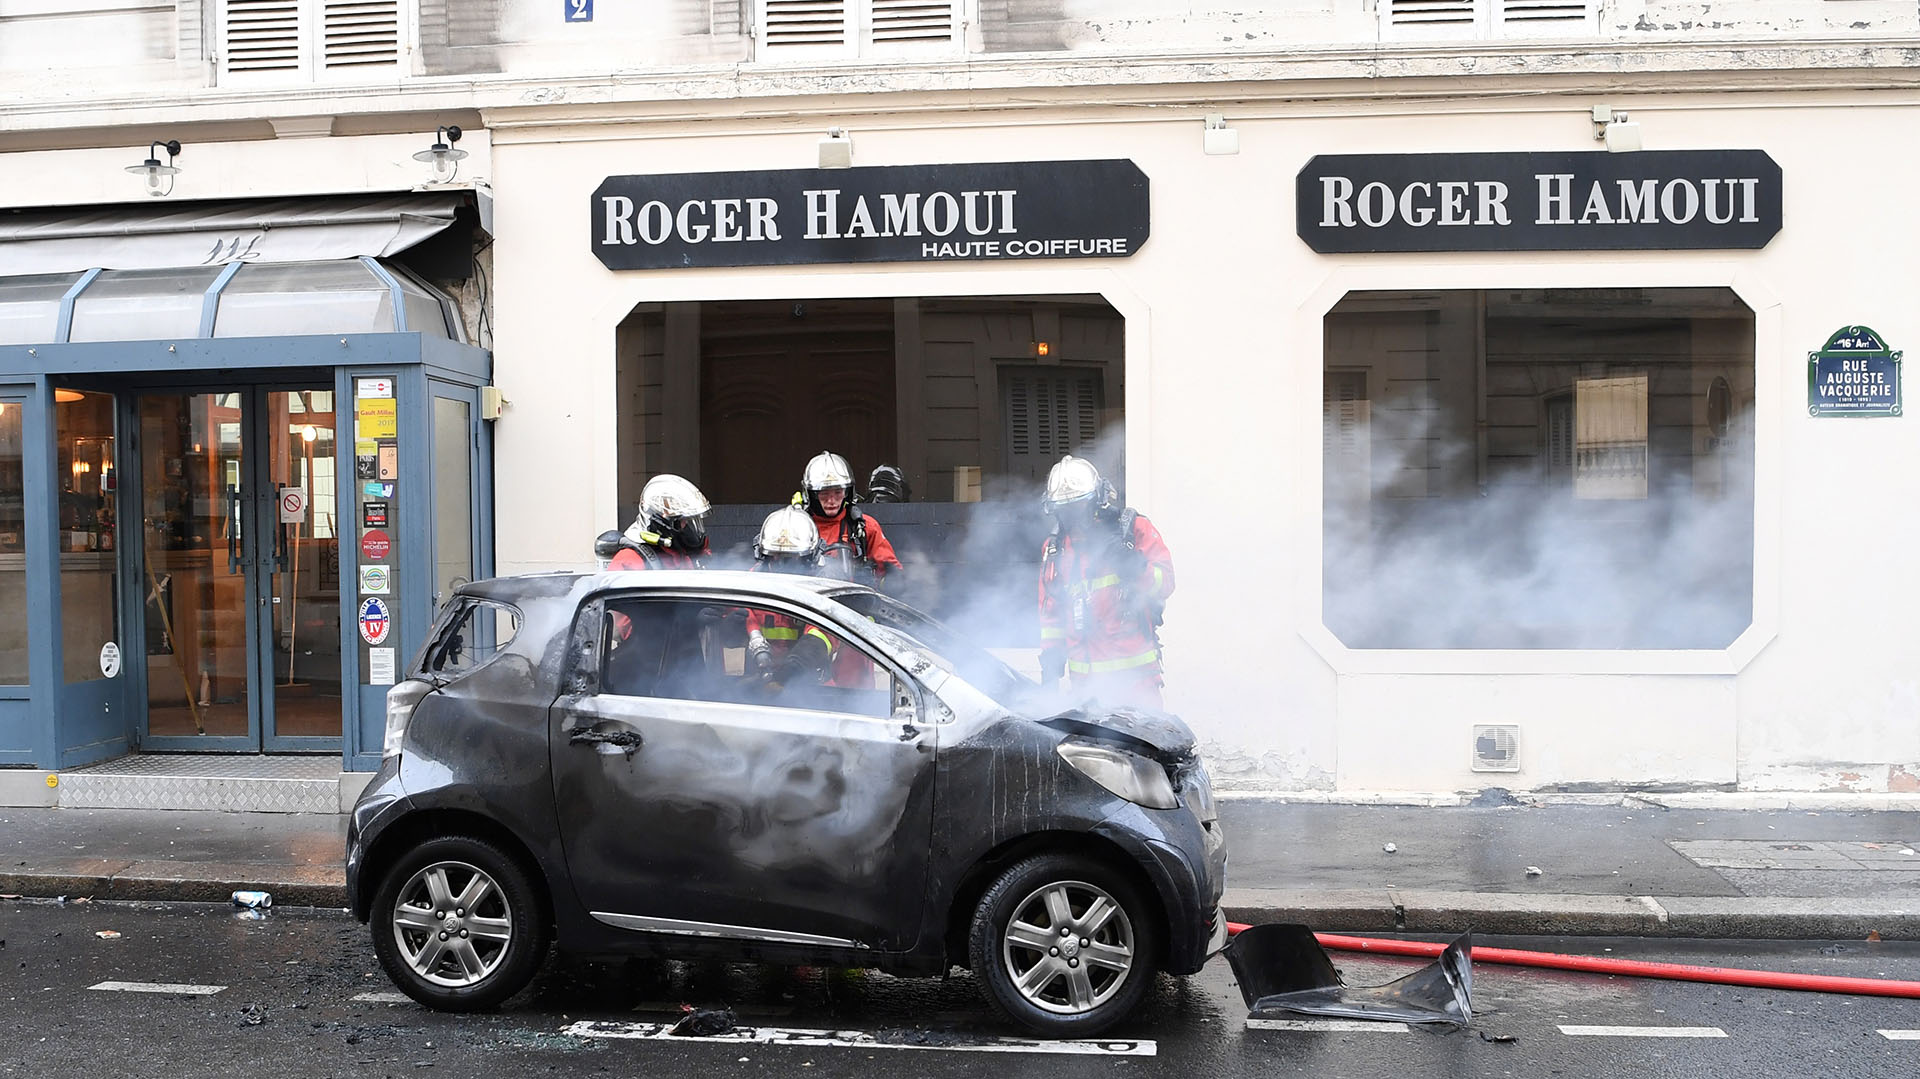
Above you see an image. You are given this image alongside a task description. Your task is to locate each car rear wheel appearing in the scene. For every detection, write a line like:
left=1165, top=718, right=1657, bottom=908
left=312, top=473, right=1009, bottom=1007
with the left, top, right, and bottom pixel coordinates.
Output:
left=968, top=852, right=1160, bottom=1037
left=370, top=835, right=547, bottom=1011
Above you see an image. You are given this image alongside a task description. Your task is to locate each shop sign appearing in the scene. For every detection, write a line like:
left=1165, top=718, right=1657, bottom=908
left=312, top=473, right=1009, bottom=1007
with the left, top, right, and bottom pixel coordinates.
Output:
left=591, top=160, right=1151, bottom=270
left=1296, top=150, right=1782, bottom=253
left=99, top=642, right=120, bottom=679
left=358, top=597, right=392, bottom=645
left=361, top=528, right=391, bottom=561
left=357, top=399, right=398, bottom=440
left=363, top=501, right=389, bottom=529
left=1808, top=326, right=1901, bottom=417
left=360, top=565, right=391, bottom=595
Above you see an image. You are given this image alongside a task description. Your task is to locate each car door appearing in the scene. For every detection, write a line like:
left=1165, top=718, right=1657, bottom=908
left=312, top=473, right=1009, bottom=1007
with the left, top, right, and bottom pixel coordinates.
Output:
left=549, top=592, right=938, bottom=953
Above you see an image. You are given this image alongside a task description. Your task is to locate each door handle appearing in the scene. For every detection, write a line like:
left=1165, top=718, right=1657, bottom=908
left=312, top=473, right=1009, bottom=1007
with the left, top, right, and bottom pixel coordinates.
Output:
left=568, top=726, right=644, bottom=757
left=225, top=483, right=242, bottom=574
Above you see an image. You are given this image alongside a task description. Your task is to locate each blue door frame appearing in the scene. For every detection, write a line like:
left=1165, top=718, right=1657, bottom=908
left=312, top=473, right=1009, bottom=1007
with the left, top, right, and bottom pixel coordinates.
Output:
left=0, top=334, right=491, bottom=770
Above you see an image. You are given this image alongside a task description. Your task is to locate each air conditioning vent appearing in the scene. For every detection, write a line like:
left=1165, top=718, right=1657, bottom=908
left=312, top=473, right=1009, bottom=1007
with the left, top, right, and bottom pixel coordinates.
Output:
left=1471, top=724, right=1521, bottom=772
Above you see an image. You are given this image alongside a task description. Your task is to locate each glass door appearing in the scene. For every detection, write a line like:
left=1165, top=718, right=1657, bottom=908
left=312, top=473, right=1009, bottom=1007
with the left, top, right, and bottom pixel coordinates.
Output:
left=135, top=387, right=340, bottom=751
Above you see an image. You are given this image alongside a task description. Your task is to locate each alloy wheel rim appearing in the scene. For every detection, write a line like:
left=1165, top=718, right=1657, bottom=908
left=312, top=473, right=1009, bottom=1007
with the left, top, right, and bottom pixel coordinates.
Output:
left=1000, top=879, right=1135, bottom=1015
left=390, top=859, right=515, bottom=988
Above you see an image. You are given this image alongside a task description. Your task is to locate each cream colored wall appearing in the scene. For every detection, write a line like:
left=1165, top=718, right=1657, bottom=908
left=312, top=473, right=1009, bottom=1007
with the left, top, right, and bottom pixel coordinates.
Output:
left=491, top=89, right=1918, bottom=792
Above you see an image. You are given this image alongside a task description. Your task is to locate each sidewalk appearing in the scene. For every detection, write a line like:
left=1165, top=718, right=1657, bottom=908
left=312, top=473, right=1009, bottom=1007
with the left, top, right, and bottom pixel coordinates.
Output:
left=3, top=797, right=1917, bottom=939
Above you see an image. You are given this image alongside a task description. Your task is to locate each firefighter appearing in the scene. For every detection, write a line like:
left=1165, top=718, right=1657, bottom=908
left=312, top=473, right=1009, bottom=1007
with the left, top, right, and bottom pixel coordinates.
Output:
left=593, top=474, right=711, bottom=570
left=799, top=451, right=903, bottom=587
left=1037, top=455, right=1176, bottom=711
left=746, top=506, right=835, bottom=693
left=866, top=464, right=911, bottom=504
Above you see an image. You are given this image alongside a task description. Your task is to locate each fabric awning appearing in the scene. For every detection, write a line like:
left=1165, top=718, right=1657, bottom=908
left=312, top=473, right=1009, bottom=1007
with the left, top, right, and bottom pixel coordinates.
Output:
left=0, top=194, right=464, bottom=276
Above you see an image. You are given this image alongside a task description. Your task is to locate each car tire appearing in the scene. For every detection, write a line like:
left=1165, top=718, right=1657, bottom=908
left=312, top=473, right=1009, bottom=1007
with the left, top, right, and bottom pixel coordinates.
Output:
left=370, top=835, right=548, bottom=1011
left=968, top=852, right=1160, bottom=1038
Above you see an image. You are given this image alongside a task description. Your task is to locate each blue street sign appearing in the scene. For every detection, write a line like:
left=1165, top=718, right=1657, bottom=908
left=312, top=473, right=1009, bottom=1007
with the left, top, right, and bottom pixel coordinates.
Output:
left=565, top=0, right=592, bottom=21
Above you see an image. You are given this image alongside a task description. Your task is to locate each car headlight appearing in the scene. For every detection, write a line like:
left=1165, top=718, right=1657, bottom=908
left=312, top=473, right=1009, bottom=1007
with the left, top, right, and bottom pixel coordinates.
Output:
left=1056, top=741, right=1179, bottom=810
left=383, top=680, right=433, bottom=760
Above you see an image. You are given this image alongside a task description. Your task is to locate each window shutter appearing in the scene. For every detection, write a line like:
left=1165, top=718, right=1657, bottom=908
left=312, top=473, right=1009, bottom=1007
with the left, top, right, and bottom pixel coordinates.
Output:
left=323, top=0, right=400, bottom=71
left=1004, top=367, right=1102, bottom=485
left=761, top=0, right=849, bottom=53
left=870, top=0, right=955, bottom=46
left=1496, top=0, right=1598, bottom=36
left=224, top=0, right=302, bottom=73
left=1380, top=0, right=1482, bottom=39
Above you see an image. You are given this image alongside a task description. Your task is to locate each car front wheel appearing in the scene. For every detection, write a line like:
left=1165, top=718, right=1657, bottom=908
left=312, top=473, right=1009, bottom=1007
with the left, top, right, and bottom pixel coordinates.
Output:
left=370, top=835, right=548, bottom=1011
left=968, top=852, right=1160, bottom=1037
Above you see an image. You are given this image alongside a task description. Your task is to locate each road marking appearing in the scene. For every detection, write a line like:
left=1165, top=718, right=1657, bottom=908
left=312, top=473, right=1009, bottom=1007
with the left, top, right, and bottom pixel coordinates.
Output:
left=1880, top=1030, right=1920, bottom=1040
left=351, top=991, right=415, bottom=1004
left=1246, top=1018, right=1411, bottom=1033
left=89, top=981, right=225, bottom=996
left=562, top=1020, right=1155, bottom=1056
left=1559, top=1025, right=1727, bottom=1038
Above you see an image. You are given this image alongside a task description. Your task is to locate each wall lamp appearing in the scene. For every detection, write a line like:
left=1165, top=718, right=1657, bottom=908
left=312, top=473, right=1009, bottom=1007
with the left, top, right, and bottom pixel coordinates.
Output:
left=1592, top=106, right=1643, bottom=153
left=818, top=127, right=854, bottom=169
left=126, top=140, right=182, bottom=196
left=1203, top=113, right=1239, bottom=156
left=412, top=125, right=468, bottom=182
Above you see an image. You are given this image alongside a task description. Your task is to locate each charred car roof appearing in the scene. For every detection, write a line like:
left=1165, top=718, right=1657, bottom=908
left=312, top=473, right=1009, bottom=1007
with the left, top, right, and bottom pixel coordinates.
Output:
left=451, top=569, right=873, bottom=609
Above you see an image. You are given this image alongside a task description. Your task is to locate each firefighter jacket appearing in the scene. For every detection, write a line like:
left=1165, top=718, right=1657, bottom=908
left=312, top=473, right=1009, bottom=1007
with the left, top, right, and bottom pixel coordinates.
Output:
left=811, top=507, right=903, bottom=584
left=1038, top=512, right=1175, bottom=686
left=608, top=535, right=705, bottom=570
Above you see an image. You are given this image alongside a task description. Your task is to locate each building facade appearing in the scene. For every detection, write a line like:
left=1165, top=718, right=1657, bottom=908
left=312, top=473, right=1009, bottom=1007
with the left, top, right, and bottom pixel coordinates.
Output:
left=2, top=2, right=1916, bottom=802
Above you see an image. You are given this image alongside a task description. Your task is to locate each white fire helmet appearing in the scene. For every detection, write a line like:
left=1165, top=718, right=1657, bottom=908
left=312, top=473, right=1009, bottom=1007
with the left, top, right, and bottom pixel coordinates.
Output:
left=627, top=474, right=711, bottom=549
left=754, top=506, right=823, bottom=563
left=801, top=451, right=856, bottom=514
left=1044, top=455, right=1111, bottom=512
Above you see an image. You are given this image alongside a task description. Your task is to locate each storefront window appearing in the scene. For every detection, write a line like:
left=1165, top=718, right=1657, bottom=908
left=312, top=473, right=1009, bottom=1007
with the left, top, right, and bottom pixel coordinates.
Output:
left=0, top=398, right=27, bottom=683
left=1322, top=288, right=1755, bottom=650
left=57, top=390, right=118, bottom=681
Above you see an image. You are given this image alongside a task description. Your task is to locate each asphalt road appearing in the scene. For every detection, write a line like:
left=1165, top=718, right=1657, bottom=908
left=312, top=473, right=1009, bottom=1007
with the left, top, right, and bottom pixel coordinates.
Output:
left=4, top=899, right=1920, bottom=1078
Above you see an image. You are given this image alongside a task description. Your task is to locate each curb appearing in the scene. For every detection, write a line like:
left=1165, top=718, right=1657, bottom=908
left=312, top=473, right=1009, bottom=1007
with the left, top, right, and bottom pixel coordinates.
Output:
left=1223, top=887, right=1920, bottom=940
left=5, top=871, right=1914, bottom=941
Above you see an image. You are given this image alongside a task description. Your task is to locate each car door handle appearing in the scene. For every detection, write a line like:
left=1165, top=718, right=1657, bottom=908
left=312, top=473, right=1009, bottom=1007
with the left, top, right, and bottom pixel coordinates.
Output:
left=569, top=727, right=644, bottom=757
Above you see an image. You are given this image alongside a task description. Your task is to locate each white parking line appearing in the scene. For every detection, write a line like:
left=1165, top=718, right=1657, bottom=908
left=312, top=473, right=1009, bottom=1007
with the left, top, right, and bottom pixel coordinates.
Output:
left=89, top=981, right=225, bottom=996
left=562, top=1020, right=1155, bottom=1056
left=351, top=991, right=415, bottom=1004
left=1246, top=1018, right=1411, bottom=1033
left=1559, top=1025, right=1727, bottom=1038
left=1880, top=1030, right=1920, bottom=1041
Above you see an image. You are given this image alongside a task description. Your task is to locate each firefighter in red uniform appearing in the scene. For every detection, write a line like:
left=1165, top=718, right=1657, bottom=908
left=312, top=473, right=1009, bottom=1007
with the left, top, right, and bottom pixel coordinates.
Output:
left=799, top=451, right=903, bottom=588
left=1037, top=455, right=1176, bottom=711
left=594, top=474, right=711, bottom=570
left=745, top=506, right=836, bottom=693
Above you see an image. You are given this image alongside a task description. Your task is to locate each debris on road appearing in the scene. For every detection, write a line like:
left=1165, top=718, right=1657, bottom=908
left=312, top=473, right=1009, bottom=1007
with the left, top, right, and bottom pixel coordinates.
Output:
left=1478, top=1031, right=1518, bottom=1043
left=94, top=930, right=120, bottom=940
left=1382, top=843, right=1397, bottom=854
left=1525, top=866, right=1543, bottom=877
left=1226, top=923, right=1473, bottom=1027
left=237, top=1004, right=268, bottom=1027
left=670, top=1006, right=739, bottom=1037
left=230, top=890, right=273, bottom=910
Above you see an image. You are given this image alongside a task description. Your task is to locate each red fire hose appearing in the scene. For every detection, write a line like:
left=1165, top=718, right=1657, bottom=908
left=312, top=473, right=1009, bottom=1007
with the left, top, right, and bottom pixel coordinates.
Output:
left=1224, top=922, right=1920, bottom=1000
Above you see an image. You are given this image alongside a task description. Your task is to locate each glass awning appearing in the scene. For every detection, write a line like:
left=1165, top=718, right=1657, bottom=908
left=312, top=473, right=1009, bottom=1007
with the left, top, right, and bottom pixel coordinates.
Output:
left=0, top=257, right=461, bottom=346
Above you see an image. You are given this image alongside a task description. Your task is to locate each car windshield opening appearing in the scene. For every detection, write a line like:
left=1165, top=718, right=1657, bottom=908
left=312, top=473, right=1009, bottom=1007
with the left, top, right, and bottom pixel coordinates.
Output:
left=833, top=591, right=1037, bottom=708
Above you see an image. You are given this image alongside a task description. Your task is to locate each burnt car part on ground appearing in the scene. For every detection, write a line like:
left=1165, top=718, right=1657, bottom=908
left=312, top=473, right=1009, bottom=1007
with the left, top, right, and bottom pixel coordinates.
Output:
left=1226, top=924, right=1473, bottom=1026
left=346, top=570, right=1228, bottom=1038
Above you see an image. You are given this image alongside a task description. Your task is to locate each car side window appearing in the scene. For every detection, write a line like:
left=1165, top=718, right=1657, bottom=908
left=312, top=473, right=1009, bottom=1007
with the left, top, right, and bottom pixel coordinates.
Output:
left=597, top=597, right=903, bottom=720
left=422, top=599, right=520, bottom=679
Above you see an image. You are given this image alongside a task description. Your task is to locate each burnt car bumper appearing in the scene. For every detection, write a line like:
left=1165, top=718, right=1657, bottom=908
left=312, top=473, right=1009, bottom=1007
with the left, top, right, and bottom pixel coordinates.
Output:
left=344, top=756, right=410, bottom=922
left=1094, top=799, right=1228, bottom=977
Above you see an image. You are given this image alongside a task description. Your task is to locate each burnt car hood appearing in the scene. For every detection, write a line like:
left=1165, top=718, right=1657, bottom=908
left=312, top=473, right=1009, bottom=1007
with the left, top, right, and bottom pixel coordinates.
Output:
left=1034, top=707, right=1197, bottom=765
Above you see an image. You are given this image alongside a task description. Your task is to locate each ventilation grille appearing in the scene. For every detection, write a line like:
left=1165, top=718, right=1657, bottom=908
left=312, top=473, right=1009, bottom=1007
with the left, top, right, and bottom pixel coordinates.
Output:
left=324, top=0, right=400, bottom=69
left=225, top=0, right=301, bottom=71
left=1498, top=0, right=1592, bottom=25
left=1384, top=0, right=1477, bottom=28
left=1471, top=725, right=1522, bottom=773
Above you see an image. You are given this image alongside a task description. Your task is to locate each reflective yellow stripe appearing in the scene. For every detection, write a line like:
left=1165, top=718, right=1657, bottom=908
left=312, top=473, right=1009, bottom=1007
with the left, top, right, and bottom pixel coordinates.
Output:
left=803, top=626, right=834, bottom=653
left=1039, top=627, right=1066, bottom=640
left=1152, top=566, right=1165, bottom=591
left=1067, top=649, right=1159, bottom=675
left=761, top=627, right=799, bottom=641
left=1068, top=573, right=1122, bottom=596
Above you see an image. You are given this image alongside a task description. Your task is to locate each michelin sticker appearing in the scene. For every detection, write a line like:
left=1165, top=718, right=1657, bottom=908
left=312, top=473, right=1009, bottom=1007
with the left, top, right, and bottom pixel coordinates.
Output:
left=358, top=597, right=392, bottom=645
left=359, top=565, right=391, bottom=595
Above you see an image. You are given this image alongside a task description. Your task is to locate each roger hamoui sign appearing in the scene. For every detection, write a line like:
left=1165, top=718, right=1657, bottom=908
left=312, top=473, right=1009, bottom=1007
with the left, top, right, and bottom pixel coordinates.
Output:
left=591, top=160, right=1149, bottom=270
left=1297, top=150, right=1782, bottom=253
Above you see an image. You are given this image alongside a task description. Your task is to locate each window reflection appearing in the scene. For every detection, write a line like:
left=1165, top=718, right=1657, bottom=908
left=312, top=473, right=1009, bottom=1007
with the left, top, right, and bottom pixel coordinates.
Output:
left=0, top=399, right=27, bottom=683
left=57, top=391, right=117, bottom=683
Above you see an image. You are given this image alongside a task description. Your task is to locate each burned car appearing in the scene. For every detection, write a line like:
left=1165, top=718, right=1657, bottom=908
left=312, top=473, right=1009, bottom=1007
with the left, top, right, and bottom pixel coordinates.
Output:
left=346, top=570, right=1227, bottom=1036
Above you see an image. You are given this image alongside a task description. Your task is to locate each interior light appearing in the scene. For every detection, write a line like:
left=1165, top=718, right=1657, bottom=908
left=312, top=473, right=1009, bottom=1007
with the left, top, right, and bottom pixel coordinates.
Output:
left=1035, top=342, right=1051, bottom=357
